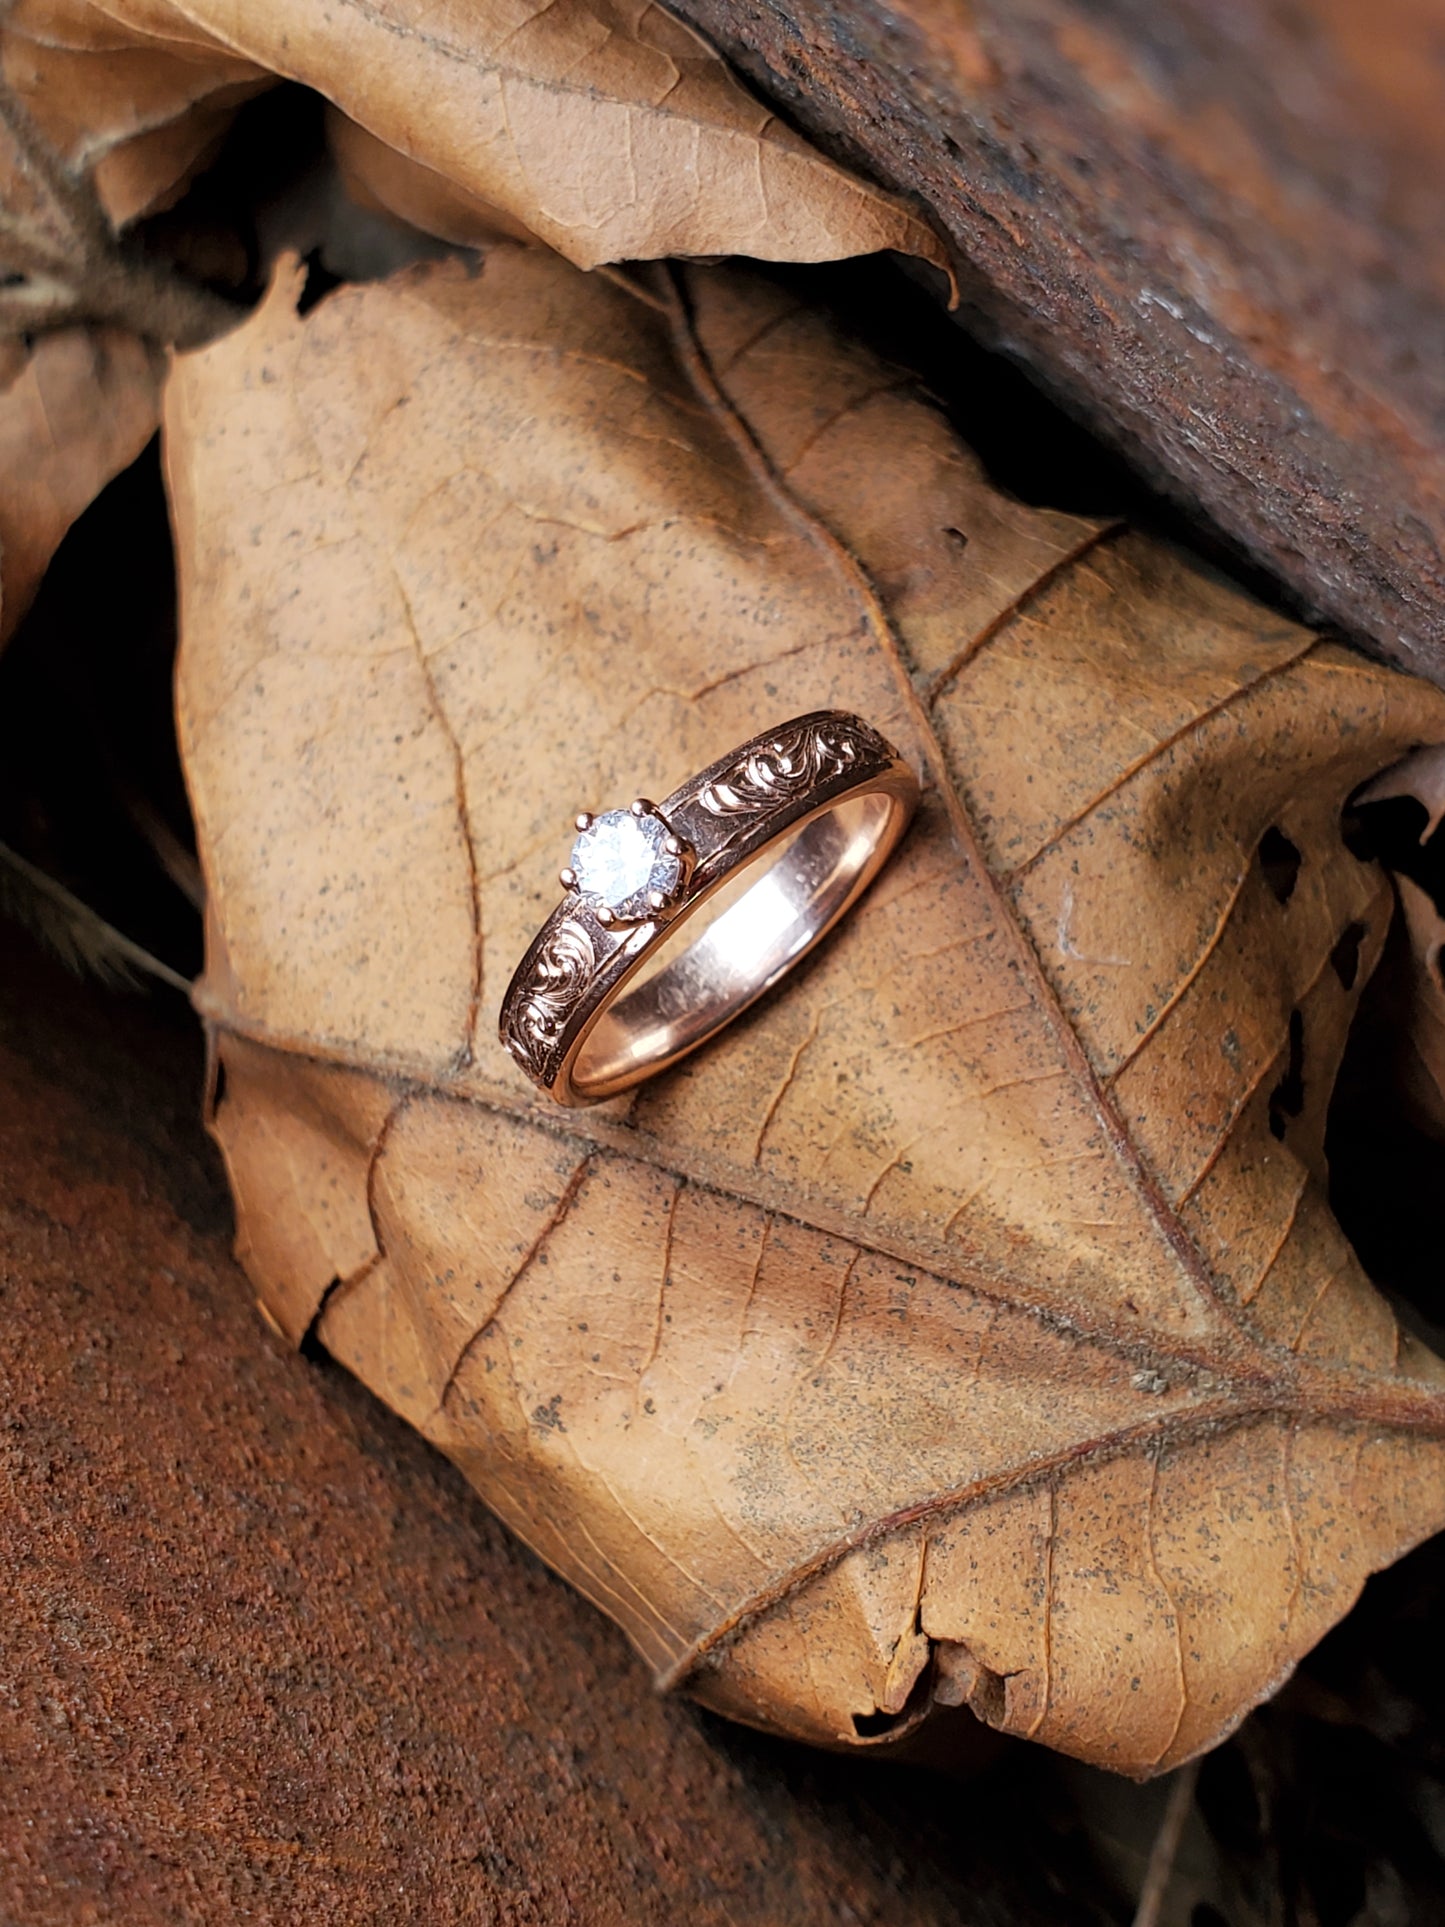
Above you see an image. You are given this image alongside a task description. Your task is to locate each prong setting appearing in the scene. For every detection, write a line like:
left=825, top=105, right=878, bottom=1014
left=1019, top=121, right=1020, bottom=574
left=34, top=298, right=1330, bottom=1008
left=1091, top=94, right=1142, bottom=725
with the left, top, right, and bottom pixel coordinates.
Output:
left=566, top=798, right=689, bottom=925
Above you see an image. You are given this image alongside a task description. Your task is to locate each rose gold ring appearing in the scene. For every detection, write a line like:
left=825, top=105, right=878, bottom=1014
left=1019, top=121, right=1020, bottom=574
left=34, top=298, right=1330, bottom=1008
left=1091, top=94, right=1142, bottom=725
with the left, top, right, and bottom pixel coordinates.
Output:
left=498, top=711, right=919, bottom=1106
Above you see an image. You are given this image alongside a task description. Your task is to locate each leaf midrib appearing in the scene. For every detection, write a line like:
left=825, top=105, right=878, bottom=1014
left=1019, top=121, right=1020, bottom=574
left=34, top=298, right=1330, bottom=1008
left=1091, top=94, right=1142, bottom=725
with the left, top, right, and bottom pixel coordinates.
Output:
left=654, top=267, right=1278, bottom=1357
left=196, top=987, right=1445, bottom=1449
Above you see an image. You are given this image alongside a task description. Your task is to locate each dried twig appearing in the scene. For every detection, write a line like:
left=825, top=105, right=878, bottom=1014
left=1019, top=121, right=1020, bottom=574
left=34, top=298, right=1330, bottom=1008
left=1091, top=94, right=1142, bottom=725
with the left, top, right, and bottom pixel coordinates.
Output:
left=1132, top=1757, right=1203, bottom=1927
left=0, top=840, right=191, bottom=993
left=115, top=785, right=207, bottom=911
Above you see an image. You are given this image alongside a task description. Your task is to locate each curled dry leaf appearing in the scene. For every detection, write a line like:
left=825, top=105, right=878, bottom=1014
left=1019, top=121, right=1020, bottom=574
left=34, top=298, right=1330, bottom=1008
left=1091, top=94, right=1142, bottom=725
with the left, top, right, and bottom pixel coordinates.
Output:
left=3, top=0, right=946, bottom=272
left=171, top=248, right=1445, bottom=1775
left=0, top=324, right=162, bottom=641
left=0, top=0, right=941, bottom=644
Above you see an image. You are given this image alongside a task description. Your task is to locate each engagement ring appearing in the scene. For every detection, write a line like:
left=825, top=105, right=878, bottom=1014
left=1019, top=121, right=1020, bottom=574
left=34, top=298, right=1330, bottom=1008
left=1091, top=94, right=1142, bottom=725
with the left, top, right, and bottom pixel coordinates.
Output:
left=499, top=711, right=919, bottom=1105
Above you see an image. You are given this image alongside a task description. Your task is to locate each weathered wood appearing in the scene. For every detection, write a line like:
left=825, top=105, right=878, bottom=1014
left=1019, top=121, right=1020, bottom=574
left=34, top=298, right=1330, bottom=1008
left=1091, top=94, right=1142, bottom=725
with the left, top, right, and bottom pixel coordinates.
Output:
left=667, top=0, right=1445, bottom=682
left=0, top=934, right=1091, bottom=1925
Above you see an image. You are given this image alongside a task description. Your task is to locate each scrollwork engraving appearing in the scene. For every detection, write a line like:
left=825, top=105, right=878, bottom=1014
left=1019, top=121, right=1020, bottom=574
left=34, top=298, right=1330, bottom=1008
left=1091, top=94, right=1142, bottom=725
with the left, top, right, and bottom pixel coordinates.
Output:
left=504, top=919, right=595, bottom=1075
left=698, top=718, right=886, bottom=818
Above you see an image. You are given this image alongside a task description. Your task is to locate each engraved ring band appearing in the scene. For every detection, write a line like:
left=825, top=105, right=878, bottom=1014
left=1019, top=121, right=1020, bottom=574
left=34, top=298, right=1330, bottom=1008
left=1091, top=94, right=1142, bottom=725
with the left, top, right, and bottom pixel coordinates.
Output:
left=499, top=712, right=920, bottom=1106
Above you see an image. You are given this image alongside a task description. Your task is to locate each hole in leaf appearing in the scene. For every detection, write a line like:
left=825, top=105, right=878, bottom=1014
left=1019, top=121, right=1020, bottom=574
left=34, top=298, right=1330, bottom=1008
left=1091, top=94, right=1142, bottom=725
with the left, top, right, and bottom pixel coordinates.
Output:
left=1192, top=1907, right=1232, bottom=1927
left=1345, top=782, right=1445, bottom=914
left=1340, top=794, right=1393, bottom=862
left=1258, top=825, right=1303, bottom=904
left=942, top=526, right=970, bottom=550
left=1330, top=922, right=1367, bottom=991
left=0, top=271, right=27, bottom=290
left=1268, top=1010, right=1306, bottom=1140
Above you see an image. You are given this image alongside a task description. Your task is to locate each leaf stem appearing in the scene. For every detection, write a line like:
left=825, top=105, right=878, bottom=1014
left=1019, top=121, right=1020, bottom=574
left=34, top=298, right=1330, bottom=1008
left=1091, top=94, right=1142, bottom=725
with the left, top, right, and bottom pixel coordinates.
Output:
left=1132, top=1756, right=1202, bottom=1927
left=0, top=841, right=192, bottom=994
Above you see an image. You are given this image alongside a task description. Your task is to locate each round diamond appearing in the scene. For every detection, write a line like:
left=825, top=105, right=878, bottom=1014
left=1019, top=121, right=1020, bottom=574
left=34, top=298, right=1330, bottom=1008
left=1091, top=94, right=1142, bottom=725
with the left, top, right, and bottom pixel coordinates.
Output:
left=570, top=809, right=683, bottom=921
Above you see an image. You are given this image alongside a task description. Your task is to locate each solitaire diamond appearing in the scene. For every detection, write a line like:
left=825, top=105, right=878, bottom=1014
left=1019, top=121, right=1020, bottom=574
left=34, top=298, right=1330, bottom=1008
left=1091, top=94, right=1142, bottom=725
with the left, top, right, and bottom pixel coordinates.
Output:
left=570, top=808, right=684, bottom=922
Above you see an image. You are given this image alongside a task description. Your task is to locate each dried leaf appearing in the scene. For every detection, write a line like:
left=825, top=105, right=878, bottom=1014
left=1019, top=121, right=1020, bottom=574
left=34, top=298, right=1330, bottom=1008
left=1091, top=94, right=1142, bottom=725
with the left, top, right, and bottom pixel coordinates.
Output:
left=170, top=250, right=1445, bottom=1776
left=0, top=0, right=943, bottom=626
left=0, top=323, right=162, bottom=640
left=6, top=0, right=946, bottom=273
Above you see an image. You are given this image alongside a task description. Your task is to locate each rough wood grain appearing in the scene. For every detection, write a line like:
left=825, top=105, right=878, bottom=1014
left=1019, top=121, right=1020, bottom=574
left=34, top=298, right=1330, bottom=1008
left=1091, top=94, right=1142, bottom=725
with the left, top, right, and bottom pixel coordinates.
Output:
left=0, top=932, right=1096, bottom=1926
left=663, top=0, right=1445, bottom=683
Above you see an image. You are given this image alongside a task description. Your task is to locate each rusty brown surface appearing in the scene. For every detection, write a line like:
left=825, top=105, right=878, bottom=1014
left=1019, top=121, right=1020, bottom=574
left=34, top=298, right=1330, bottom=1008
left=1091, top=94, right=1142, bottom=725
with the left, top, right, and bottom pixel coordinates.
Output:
left=666, top=0, right=1445, bottom=682
left=0, top=931, right=1097, bottom=1925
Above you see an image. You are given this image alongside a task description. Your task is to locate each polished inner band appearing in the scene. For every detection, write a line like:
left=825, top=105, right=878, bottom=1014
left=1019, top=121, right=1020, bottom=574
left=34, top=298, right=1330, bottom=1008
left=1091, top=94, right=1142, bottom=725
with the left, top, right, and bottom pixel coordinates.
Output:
left=572, top=791, right=901, bottom=1099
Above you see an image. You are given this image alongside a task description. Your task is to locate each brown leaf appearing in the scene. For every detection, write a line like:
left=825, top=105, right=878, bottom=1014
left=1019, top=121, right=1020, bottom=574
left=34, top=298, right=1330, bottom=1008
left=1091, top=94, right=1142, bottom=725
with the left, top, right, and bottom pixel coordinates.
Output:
left=170, top=249, right=1445, bottom=1775
left=0, top=0, right=942, bottom=622
left=0, top=324, right=162, bottom=640
left=8, top=0, right=946, bottom=272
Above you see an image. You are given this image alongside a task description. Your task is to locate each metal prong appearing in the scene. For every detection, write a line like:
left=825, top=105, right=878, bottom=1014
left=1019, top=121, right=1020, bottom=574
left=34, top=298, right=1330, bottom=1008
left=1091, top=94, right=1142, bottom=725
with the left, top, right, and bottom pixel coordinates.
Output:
left=630, top=798, right=654, bottom=817
left=574, top=812, right=593, bottom=832
left=559, top=867, right=577, bottom=890
left=596, top=905, right=616, bottom=927
left=663, top=834, right=682, bottom=856
left=647, top=890, right=667, bottom=911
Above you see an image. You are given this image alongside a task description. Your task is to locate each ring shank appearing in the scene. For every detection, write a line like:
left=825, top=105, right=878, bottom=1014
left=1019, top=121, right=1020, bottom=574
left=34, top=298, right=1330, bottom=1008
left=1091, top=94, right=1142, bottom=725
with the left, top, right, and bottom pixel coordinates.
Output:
left=569, top=787, right=908, bottom=1101
left=499, top=712, right=919, bottom=1106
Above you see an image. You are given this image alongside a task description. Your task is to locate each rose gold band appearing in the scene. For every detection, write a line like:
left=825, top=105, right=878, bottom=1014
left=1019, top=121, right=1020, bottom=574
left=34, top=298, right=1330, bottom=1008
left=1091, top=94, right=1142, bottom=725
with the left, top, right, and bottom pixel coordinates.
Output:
left=498, top=712, right=919, bottom=1106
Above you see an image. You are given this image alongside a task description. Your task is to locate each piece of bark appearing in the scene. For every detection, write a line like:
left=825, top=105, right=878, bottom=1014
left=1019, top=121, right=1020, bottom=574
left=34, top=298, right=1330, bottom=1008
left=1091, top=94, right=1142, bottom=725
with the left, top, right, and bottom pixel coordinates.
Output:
left=170, top=249, right=1445, bottom=1775
left=662, top=0, right=1445, bottom=685
left=0, top=929, right=1100, bottom=1926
